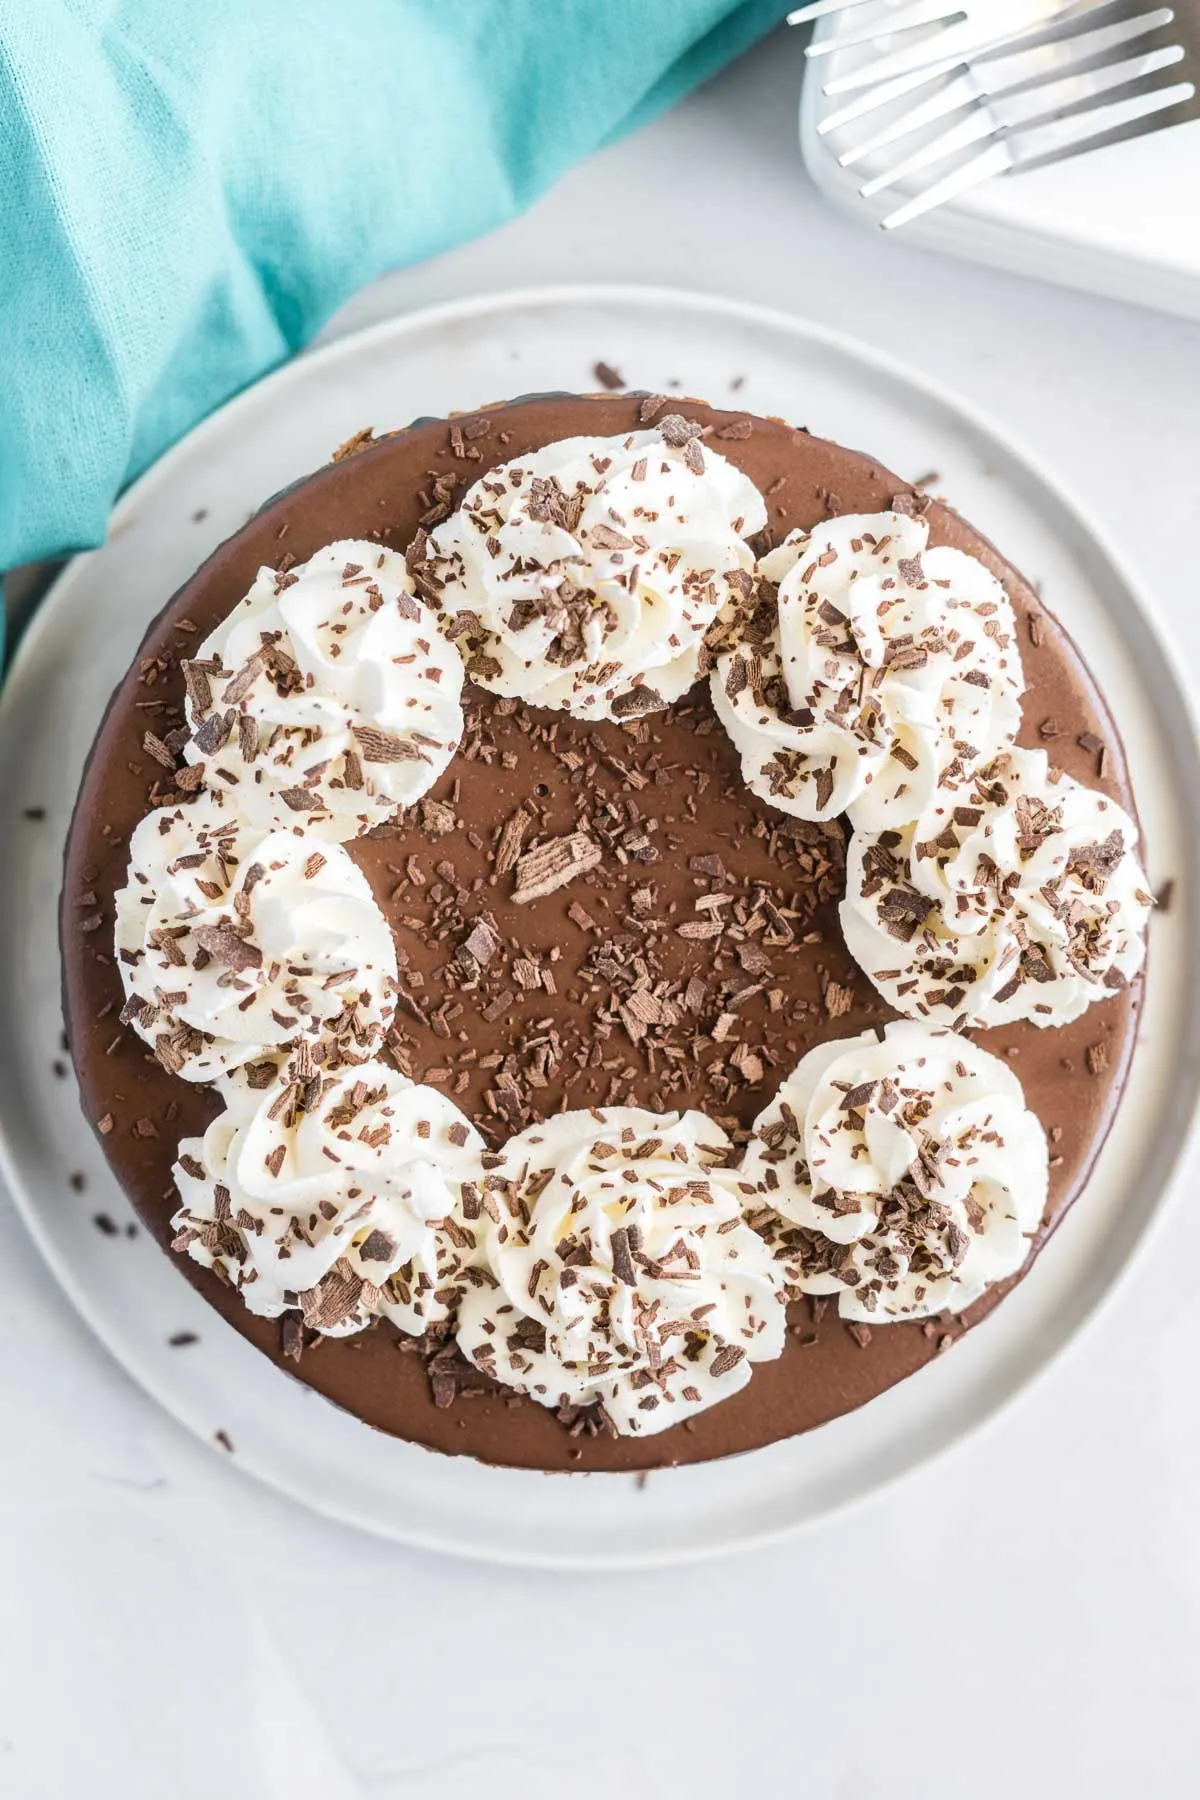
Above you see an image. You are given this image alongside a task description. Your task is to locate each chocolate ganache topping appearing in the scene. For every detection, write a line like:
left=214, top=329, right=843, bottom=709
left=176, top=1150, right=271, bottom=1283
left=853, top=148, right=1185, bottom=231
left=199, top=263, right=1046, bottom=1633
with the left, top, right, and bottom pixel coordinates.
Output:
left=61, top=392, right=1148, bottom=1472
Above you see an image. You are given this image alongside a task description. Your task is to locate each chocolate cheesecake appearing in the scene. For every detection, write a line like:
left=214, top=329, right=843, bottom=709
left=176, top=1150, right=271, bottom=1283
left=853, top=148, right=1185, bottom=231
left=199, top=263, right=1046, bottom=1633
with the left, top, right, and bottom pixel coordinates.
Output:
left=61, top=392, right=1146, bottom=1472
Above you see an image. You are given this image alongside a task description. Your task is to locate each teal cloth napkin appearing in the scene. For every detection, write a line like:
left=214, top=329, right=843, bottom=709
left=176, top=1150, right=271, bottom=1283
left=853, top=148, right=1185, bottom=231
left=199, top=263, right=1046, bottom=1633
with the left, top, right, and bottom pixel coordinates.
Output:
left=0, top=0, right=786, bottom=600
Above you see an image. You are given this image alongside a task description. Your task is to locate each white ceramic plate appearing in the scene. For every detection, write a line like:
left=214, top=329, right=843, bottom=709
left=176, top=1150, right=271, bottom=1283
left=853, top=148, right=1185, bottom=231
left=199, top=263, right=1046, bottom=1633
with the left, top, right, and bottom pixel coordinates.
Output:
left=1, top=285, right=1196, bottom=1568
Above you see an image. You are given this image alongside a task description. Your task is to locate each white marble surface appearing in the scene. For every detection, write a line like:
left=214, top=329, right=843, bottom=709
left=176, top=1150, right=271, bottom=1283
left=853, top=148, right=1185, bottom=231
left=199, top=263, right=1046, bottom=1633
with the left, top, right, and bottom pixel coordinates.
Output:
left=3, top=26, right=1200, bottom=1798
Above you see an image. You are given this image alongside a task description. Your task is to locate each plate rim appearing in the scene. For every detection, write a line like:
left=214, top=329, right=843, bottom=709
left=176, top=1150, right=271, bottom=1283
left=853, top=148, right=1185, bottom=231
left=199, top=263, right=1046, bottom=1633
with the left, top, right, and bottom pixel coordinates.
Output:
left=3, top=281, right=1199, bottom=1569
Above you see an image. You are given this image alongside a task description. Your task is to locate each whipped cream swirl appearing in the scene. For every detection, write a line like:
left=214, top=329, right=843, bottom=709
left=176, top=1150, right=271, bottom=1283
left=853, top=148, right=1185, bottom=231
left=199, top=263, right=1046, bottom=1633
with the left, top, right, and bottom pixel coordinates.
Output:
left=742, top=1022, right=1049, bottom=1320
left=171, top=1056, right=485, bottom=1336
left=711, top=510, right=1024, bottom=830
left=454, top=1107, right=786, bottom=1435
left=415, top=424, right=767, bottom=721
left=841, top=747, right=1151, bottom=1029
left=182, top=540, right=463, bottom=840
left=115, top=797, right=397, bottom=1080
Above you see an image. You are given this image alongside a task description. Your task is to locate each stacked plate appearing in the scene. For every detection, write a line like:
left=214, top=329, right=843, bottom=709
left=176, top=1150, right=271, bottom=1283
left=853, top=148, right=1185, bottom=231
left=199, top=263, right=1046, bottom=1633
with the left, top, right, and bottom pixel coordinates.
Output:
left=798, top=0, right=1200, bottom=319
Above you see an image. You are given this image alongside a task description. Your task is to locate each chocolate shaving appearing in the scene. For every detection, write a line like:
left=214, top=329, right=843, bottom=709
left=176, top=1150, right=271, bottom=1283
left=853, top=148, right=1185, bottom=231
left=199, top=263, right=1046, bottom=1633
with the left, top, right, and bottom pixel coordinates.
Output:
left=192, top=709, right=233, bottom=756
left=220, top=649, right=268, bottom=706
left=493, top=807, right=531, bottom=874
left=822, top=977, right=855, bottom=1019
left=610, top=1225, right=637, bottom=1286
left=352, top=726, right=428, bottom=765
left=357, top=1228, right=396, bottom=1263
left=331, top=426, right=377, bottom=462
left=658, top=413, right=703, bottom=447
left=610, top=684, right=665, bottom=719
left=418, top=798, right=457, bottom=837
left=142, top=731, right=177, bottom=770
left=461, top=919, right=500, bottom=967
left=182, top=660, right=213, bottom=717
left=238, top=714, right=259, bottom=763
left=192, top=925, right=262, bottom=971
left=512, top=833, right=602, bottom=904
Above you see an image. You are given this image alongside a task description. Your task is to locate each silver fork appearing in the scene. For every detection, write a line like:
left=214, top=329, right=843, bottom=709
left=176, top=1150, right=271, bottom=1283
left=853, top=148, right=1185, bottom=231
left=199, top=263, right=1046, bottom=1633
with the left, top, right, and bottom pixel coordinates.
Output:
left=790, top=0, right=1198, bottom=227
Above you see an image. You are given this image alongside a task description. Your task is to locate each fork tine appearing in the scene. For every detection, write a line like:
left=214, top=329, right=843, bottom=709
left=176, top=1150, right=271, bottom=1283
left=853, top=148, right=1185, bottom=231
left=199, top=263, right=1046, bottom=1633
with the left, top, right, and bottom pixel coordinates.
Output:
left=970, top=6, right=1179, bottom=79
left=967, top=1, right=1175, bottom=70
left=821, top=0, right=1086, bottom=96
left=871, top=45, right=1186, bottom=199
left=881, top=140, right=1013, bottom=228
left=805, top=1, right=966, bottom=59
left=838, top=70, right=980, bottom=164
left=1023, top=42, right=1186, bottom=119
left=838, top=7, right=1178, bottom=168
left=786, top=0, right=874, bottom=23
left=882, top=68, right=1194, bottom=229
left=1005, top=68, right=1194, bottom=158
left=818, top=50, right=968, bottom=133
left=860, top=105, right=995, bottom=194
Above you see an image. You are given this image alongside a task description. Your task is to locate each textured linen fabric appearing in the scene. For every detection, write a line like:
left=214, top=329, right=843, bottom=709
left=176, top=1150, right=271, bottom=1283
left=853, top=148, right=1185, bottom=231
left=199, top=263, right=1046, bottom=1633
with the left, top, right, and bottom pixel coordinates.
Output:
left=0, top=0, right=786, bottom=605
